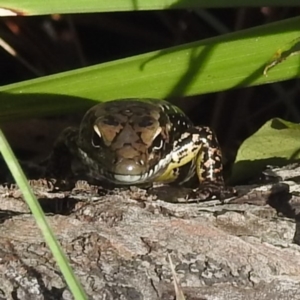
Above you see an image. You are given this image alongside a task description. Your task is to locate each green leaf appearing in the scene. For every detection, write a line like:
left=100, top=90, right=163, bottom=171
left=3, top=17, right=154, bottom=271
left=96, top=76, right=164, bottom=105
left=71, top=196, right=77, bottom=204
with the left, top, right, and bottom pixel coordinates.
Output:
left=1, top=16, right=300, bottom=121
left=264, top=37, right=300, bottom=75
left=1, top=0, right=300, bottom=16
left=230, top=118, right=300, bottom=184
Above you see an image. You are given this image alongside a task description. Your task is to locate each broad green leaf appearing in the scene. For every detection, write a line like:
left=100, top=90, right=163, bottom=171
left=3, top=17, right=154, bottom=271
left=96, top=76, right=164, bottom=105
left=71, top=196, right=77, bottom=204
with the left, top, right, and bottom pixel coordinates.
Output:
left=1, top=0, right=300, bottom=16
left=230, top=118, right=300, bottom=184
left=1, top=16, right=299, bottom=121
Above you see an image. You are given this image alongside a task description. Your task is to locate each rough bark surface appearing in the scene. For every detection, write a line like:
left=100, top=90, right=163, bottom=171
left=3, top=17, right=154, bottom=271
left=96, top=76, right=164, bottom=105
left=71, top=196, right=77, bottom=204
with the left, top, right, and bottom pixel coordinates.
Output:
left=1, top=168, right=300, bottom=299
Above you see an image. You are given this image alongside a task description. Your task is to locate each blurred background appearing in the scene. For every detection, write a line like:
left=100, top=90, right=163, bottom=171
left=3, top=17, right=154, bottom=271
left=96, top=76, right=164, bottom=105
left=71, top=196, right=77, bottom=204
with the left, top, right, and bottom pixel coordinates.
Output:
left=0, top=7, right=299, bottom=167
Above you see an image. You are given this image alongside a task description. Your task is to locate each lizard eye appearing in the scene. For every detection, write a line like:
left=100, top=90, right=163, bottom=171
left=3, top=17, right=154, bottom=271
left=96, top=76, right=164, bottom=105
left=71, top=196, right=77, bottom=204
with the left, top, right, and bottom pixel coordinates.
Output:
left=92, top=125, right=103, bottom=148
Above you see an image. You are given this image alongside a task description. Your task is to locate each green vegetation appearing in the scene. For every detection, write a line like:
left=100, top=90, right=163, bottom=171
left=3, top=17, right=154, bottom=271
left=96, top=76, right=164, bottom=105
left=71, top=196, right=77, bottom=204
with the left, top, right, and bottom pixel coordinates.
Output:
left=0, top=2, right=299, bottom=299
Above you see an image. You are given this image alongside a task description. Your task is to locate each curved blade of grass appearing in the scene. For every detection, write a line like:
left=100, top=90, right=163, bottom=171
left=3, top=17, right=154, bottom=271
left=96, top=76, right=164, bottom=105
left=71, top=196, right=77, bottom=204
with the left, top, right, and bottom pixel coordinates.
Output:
left=0, top=0, right=300, bottom=16
left=0, top=130, right=87, bottom=300
left=0, top=16, right=299, bottom=121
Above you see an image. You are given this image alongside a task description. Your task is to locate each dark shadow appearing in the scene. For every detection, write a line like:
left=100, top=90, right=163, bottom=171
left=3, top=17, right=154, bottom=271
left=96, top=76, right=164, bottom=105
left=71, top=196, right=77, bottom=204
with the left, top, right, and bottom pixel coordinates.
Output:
left=165, top=46, right=216, bottom=98
left=38, top=197, right=78, bottom=215
left=139, top=16, right=300, bottom=99
left=229, top=157, right=300, bottom=185
left=265, top=184, right=300, bottom=246
left=263, top=38, right=300, bottom=74
left=0, top=92, right=97, bottom=122
left=139, top=41, right=217, bottom=98
left=0, top=93, right=99, bottom=216
left=26, top=267, right=65, bottom=299
left=0, top=210, right=24, bottom=224
left=267, top=184, right=294, bottom=219
left=293, top=213, right=300, bottom=245
left=131, top=0, right=138, bottom=10
left=261, top=183, right=300, bottom=246
left=271, top=118, right=291, bottom=130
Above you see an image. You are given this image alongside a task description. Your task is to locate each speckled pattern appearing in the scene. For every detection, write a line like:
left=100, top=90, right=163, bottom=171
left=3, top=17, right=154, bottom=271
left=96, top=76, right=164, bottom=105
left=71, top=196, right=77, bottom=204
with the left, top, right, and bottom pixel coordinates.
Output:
left=48, top=99, right=233, bottom=199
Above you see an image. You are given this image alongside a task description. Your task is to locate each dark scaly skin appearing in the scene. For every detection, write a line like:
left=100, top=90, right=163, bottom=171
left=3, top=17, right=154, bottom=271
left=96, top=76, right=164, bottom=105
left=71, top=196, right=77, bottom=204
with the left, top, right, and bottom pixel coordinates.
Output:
left=47, top=99, right=234, bottom=200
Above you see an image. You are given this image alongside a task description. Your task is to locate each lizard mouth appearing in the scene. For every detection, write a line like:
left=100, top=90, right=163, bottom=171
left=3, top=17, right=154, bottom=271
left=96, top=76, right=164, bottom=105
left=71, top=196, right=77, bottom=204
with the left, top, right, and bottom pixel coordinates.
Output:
left=113, top=174, right=146, bottom=183
left=78, top=148, right=171, bottom=184
left=106, top=155, right=171, bottom=184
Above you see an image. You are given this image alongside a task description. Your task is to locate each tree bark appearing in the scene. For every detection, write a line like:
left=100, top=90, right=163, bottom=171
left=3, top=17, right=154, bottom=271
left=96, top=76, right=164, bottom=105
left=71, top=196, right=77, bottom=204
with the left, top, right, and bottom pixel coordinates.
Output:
left=0, top=176, right=300, bottom=300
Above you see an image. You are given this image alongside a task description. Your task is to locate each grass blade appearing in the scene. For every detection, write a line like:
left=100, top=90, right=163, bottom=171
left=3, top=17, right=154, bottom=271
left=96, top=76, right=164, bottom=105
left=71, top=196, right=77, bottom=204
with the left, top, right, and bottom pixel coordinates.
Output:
left=0, top=130, right=87, bottom=300
left=1, top=0, right=300, bottom=16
